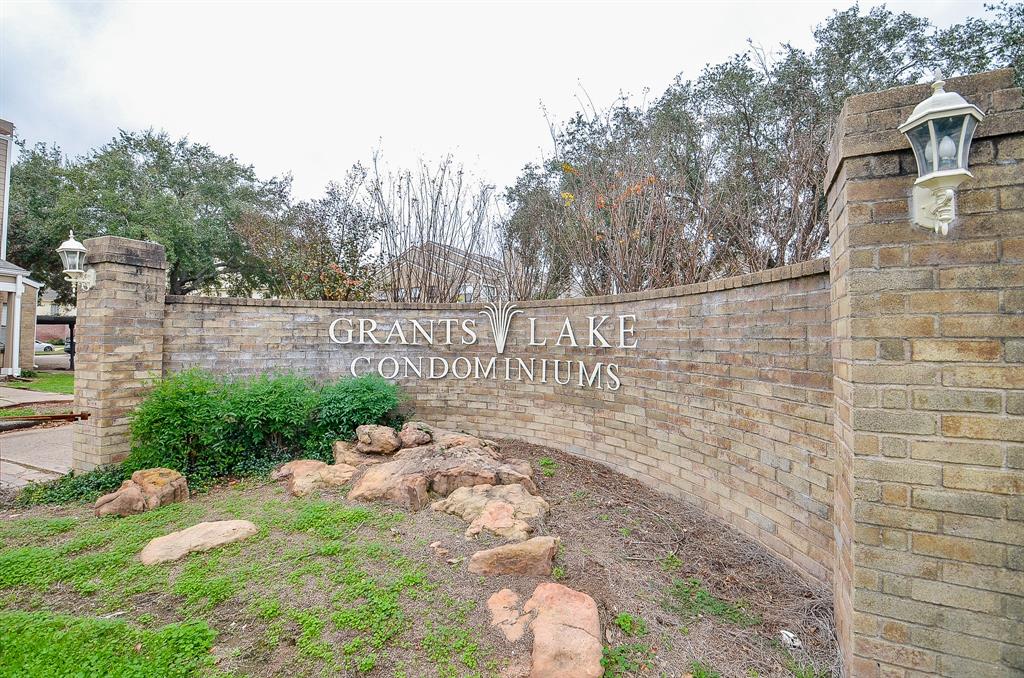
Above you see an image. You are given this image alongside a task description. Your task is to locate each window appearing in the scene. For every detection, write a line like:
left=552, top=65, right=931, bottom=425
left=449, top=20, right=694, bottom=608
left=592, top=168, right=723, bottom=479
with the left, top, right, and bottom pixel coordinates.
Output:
left=411, top=287, right=421, bottom=300
left=463, top=284, right=474, bottom=303
left=483, top=285, right=496, bottom=300
left=397, top=288, right=406, bottom=301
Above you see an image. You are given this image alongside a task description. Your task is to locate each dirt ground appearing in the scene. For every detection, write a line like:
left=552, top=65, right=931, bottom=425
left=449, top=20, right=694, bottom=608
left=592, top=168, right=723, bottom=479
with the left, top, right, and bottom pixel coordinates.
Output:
left=0, top=439, right=838, bottom=678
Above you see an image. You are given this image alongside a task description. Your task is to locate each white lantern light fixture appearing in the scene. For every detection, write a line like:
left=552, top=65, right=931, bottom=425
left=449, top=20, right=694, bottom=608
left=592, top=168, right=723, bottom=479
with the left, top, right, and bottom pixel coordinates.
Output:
left=898, top=72, right=985, bottom=236
left=56, top=231, right=95, bottom=292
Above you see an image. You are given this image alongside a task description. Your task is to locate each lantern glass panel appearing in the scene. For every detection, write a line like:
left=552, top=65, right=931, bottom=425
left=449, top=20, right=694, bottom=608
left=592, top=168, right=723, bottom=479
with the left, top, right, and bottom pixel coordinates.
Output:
left=907, top=123, right=934, bottom=175
left=932, top=115, right=966, bottom=171
left=959, top=116, right=978, bottom=168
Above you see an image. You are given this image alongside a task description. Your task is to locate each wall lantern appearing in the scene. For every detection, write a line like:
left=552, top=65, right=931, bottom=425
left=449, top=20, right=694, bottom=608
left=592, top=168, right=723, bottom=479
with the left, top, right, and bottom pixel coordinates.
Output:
left=898, top=73, right=985, bottom=236
left=56, top=231, right=95, bottom=292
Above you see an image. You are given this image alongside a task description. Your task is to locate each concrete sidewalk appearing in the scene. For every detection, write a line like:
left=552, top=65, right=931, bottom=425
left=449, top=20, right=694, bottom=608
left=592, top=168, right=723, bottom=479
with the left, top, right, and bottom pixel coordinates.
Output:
left=0, top=385, right=73, bottom=408
left=0, top=425, right=73, bottom=487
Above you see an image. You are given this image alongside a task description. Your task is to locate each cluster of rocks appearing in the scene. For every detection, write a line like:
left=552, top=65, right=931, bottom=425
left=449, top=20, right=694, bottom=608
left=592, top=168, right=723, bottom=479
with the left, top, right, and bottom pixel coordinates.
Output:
left=92, top=420, right=603, bottom=677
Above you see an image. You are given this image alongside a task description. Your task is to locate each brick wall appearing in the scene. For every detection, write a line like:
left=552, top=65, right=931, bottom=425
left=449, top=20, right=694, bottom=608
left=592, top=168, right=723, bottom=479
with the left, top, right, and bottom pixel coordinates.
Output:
left=828, top=68, right=1023, bottom=676
left=161, top=259, right=836, bottom=582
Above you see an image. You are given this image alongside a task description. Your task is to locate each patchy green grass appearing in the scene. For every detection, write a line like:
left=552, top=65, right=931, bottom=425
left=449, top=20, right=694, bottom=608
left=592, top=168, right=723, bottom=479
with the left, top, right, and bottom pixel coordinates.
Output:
left=0, top=610, right=216, bottom=677
left=613, top=612, right=648, bottom=636
left=0, top=485, right=504, bottom=677
left=4, top=371, right=74, bottom=395
left=537, top=457, right=557, bottom=477
left=601, top=643, right=655, bottom=677
left=664, top=578, right=761, bottom=627
left=689, top=660, right=722, bottom=678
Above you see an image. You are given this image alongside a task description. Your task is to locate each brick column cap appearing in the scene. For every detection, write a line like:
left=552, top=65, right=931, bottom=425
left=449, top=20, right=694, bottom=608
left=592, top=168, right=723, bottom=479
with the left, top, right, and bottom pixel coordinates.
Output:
left=84, top=236, right=167, bottom=270
left=825, top=68, right=1023, bottom=191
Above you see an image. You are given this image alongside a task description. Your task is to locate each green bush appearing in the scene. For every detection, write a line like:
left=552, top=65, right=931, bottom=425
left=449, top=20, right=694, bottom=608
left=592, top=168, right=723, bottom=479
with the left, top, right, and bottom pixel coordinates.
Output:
left=124, top=370, right=222, bottom=477
left=306, top=374, right=404, bottom=459
left=127, top=370, right=403, bottom=480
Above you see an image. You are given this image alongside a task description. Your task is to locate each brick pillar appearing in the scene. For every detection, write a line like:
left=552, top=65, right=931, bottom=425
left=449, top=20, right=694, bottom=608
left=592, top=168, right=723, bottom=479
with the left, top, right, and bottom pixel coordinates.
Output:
left=73, top=237, right=166, bottom=472
left=828, top=68, right=1023, bottom=676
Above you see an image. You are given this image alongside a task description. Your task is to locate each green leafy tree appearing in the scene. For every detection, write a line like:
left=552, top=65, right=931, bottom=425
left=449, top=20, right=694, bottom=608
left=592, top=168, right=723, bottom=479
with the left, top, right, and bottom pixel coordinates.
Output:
left=7, top=130, right=287, bottom=302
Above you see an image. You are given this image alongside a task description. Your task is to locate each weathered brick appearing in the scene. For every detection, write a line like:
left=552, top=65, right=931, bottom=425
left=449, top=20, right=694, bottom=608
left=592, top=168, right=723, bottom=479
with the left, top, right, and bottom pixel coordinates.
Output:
left=910, top=339, right=1001, bottom=362
left=853, top=409, right=937, bottom=435
left=910, top=440, right=1003, bottom=466
left=911, top=488, right=1005, bottom=518
left=911, top=389, right=1002, bottom=413
left=944, top=467, right=1024, bottom=495
left=942, top=415, right=1024, bottom=442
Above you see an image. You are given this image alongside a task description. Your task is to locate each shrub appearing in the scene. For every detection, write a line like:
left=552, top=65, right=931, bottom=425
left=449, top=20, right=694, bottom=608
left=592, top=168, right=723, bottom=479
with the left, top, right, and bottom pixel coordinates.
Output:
left=207, top=374, right=318, bottom=478
left=306, top=374, right=404, bottom=459
left=19, top=371, right=407, bottom=504
left=124, top=370, right=222, bottom=477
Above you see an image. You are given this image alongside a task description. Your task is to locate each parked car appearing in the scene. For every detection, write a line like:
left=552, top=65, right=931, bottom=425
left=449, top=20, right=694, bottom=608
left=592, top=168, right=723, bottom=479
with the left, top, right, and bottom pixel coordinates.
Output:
left=34, top=340, right=55, bottom=352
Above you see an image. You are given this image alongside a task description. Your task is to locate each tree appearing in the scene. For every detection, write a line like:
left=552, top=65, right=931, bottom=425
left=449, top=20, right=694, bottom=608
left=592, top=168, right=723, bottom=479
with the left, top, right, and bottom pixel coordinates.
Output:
left=235, top=167, right=378, bottom=301
left=7, top=130, right=286, bottom=302
left=500, top=2, right=1022, bottom=298
left=369, top=154, right=495, bottom=303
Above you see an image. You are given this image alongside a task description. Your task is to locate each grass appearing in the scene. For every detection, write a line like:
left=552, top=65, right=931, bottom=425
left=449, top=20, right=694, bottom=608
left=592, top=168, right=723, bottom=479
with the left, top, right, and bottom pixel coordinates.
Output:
left=0, top=486, right=503, bottom=677
left=537, top=457, right=558, bottom=477
left=601, top=643, right=655, bottom=677
left=4, top=371, right=74, bottom=395
left=664, top=578, right=761, bottom=627
left=613, top=612, right=647, bottom=636
left=690, top=660, right=722, bottom=678
left=0, top=610, right=216, bottom=678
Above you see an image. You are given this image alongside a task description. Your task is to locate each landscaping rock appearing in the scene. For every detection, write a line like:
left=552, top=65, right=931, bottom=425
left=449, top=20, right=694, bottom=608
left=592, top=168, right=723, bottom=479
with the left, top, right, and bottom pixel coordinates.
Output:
left=271, top=459, right=357, bottom=497
left=348, top=431, right=538, bottom=511
left=523, top=583, right=602, bottom=678
left=399, top=421, right=432, bottom=448
left=332, top=440, right=385, bottom=468
left=94, top=468, right=189, bottom=518
left=487, top=588, right=530, bottom=642
left=139, top=520, right=258, bottom=565
left=432, top=483, right=548, bottom=540
left=468, top=536, right=559, bottom=576
left=355, top=425, right=401, bottom=454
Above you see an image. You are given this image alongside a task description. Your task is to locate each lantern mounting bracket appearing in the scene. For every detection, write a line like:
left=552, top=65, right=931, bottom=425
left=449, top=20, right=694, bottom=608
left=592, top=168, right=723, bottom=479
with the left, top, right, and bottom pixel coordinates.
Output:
left=911, top=185, right=956, bottom=236
left=64, top=268, right=96, bottom=293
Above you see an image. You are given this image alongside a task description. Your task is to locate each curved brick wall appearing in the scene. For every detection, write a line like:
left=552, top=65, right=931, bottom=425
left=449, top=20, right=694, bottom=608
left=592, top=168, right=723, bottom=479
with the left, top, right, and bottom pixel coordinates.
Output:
left=163, top=258, right=835, bottom=582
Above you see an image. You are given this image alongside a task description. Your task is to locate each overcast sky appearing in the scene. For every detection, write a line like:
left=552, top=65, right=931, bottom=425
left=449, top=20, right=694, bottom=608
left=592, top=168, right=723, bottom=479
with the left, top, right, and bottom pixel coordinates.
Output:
left=1, top=0, right=987, bottom=199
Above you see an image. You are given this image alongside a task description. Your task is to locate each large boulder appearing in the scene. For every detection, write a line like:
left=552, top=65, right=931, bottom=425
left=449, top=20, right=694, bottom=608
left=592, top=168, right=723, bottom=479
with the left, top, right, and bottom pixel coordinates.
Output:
left=333, top=440, right=385, bottom=468
left=399, top=421, right=432, bottom=448
left=432, top=484, right=548, bottom=541
left=348, top=431, right=538, bottom=511
left=139, top=520, right=259, bottom=565
left=355, top=425, right=401, bottom=455
left=271, top=460, right=357, bottom=497
left=94, top=468, right=189, bottom=518
left=523, top=583, right=602, bottom=678
left=468, top=536, right=559, bottom=576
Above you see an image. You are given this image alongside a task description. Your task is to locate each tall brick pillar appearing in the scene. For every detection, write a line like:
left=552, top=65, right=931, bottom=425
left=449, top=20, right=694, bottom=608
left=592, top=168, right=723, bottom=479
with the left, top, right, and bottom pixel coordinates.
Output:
left=828, top=69, right=1023, bottom=676
left=73, top=237, right=167, bottom=472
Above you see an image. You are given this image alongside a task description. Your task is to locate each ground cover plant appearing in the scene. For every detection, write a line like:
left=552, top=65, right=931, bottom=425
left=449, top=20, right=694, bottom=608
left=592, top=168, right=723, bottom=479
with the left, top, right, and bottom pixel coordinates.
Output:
left=2, top=435, right=839, bottom=677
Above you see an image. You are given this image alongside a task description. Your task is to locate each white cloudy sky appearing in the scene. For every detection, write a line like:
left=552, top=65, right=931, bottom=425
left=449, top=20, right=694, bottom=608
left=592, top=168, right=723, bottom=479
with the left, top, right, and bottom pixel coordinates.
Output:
left=1, top=0, right=987, bottom=199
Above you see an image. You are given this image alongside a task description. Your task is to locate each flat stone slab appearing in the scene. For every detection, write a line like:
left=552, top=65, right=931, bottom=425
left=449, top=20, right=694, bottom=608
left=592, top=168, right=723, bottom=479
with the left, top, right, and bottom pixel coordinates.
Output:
left=487, top=583, right=603, bottom=678
left=140, top=520, right=259, bottom=565
left=469, top=536, right=559, bottom=576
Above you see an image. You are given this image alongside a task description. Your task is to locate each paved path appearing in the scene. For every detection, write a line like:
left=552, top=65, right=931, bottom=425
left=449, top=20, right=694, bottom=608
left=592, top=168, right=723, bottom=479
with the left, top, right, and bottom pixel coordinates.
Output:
left=0, top=425, right=73, bottom=487
left=0, top=386, right=73, bottom=408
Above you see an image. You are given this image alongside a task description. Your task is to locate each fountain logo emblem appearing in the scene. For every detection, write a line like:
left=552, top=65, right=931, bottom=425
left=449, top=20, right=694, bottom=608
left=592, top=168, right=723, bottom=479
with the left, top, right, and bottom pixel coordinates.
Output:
left=480, top=300, right=523, bottom=354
